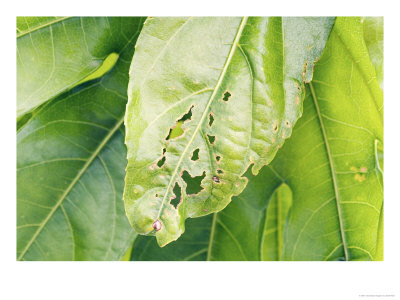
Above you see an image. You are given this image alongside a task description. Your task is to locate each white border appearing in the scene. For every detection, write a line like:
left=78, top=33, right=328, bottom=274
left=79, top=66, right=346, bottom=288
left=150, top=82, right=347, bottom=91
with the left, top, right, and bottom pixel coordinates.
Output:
left=2, top=1, right=399, bottom=299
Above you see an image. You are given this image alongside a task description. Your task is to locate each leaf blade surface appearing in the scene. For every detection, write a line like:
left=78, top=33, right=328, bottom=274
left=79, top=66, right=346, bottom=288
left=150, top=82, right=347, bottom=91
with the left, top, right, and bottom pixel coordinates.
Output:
left=17, top=17, right=145, bottom=260
left=17, top=17, right=141, bottom=117
left=124, top=17, right=334, bottom=246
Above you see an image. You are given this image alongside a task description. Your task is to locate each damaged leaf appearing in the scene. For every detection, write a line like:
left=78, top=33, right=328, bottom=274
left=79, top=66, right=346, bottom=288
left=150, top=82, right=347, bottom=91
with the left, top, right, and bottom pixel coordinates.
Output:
left=130, top=17, right=383, bottom=261
left=124, top=17, right=335, bottom=246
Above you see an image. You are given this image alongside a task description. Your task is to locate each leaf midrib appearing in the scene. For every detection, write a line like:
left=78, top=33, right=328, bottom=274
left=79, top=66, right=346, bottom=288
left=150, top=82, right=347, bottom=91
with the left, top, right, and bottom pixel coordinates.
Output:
left=309, top=82, right=349, bottom=261
left=18, top=117, right=124, bottom=260
left=155, top=17, right=249, bottom=221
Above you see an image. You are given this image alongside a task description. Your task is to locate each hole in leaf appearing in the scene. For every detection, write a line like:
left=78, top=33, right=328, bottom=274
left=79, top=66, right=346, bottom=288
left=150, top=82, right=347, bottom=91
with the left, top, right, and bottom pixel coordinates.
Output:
left=166, top=106, right=194, bottom=140
left=207, top=135, right=215, bottom=145
left=216, top=155, right=221, bottom=162
left=191, top=148, right=200, bottom=161
left=179, top=106, right=193, bottom=122
left=222, top=91, right=231, bottom=102
left=166, top=122, right=184, bottom=140
left=217, top=169, right=223, bottom=174
left=157, top=148, right=166, bottom=168
left=157, top=156, right=166, bottom=168
left=182, top=170, right=206, bottom=195
left=170, top=182, right=182, bottom=209
left=208, top=113, right=214, bottom=126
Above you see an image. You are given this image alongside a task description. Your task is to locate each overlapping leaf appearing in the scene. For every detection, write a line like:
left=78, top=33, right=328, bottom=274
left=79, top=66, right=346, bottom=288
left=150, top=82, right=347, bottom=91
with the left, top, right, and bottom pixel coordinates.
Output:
left=124, top=17, right=335, bottom=246
left=131, top=17, right=383, bottom=261
left=17, top=17, right=145, bottom=260
left=17, top=17, right=140, bottom=118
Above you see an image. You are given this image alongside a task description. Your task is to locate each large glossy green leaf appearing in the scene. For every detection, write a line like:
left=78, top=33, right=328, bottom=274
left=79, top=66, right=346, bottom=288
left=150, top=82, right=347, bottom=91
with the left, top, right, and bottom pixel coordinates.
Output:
left=131, top=17, right=383, bottom=261
left=253, top=16, right=382, bottom=261
left=17, top=17, right=145, bottom=260
left=17, top=17, right=141, bottom=118
left=124, top=17, right=335, bottom=246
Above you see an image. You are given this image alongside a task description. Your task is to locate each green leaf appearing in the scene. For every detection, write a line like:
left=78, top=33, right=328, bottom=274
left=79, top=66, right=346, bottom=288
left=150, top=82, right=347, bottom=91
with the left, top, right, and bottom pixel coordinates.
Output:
left=261, top=183, right=292, bottom=261
left=362, top=17, right=383, bottom=89
left=17, top=17, right=145, bottom=260
left=124, top=17, right=335, bottom=246
left=131, top=17, right=383, bottom=261
left=17, top=17, right=140, bottom=118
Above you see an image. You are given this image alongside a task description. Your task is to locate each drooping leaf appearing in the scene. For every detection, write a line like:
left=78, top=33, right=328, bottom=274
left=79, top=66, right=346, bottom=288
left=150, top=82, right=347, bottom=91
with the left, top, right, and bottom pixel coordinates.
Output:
left=362, top=17, right=383, bottom=89
left=17, top=17, right=141, bottom=118
left=16, top=17, right=145, bottom=260
left=131, top=17, right=383, bottom=261
left=124, top=17, right=335, bottom=246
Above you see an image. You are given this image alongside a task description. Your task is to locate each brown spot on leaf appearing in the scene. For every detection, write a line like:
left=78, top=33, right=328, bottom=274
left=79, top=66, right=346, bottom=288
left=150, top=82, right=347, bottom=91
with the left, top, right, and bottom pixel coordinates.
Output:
left=272, top=120, right=279, bottom=133
left=355, top=173, right=366, bottom=182
left=212, top=176, right=220, bottom=183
